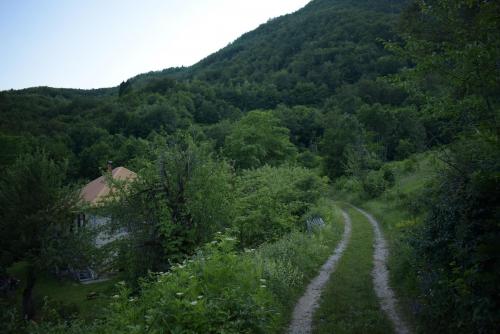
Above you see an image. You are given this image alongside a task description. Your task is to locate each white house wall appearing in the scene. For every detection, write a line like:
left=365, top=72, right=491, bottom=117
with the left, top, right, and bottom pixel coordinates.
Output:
left=88, top=215, right=127, bottom=247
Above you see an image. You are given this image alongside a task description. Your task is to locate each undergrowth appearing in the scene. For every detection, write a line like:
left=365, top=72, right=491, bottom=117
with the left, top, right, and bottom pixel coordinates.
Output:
left=22, top=200, right=343, bottom=334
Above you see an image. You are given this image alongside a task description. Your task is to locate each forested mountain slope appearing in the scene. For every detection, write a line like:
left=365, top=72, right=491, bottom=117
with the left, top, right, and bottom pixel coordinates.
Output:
left=1, top=0, right=499, bottom=332
left=131, top=0, right=407, bottom=108
left=1, top=0, right=412, bottom=179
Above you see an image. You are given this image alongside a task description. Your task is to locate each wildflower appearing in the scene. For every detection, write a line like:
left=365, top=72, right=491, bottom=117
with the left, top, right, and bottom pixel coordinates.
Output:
left=211, top=240, right=218, bottom=244
left=189, top=275, right=195, bottom=280
left=112, top=294, right=120, bottom=299
left=260, top=285, right=267, bottom=288
left=117, top=281, right=126, bottom=286
left=190, top=301, right=198, bottom=306
left=197, top=295, right=204, bottom=299
left=225, top=237, right=235, bottom=241
left=216, top=231, right=222, bottom=235
left=176, top=292, right=184, bottom=296
left=129, top=297, right=137, bottom=302
left=259, top=278, right=266, bottom=283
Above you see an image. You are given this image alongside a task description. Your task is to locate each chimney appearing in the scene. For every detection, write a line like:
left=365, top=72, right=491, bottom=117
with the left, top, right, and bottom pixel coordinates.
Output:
left=107, top=161, right=113, bottom=173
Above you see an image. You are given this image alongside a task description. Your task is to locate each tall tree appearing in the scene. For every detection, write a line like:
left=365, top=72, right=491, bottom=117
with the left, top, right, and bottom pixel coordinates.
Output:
left=394, top=0, right=500, bottom=143
left=0, top=152, right=84, bottom=319
left=103, top=134, right=235, bottom=283
left=224, top=110, right=297, bottom=169
left=320, top=108, right=366, bottom=178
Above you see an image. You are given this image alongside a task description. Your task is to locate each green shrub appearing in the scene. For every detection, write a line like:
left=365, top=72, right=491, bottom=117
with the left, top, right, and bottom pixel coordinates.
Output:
left=362, top=170, right=388, bottom=198
left=0, top=304, right=25, bottom=334
left=333, top=176, right=364, bottom=197
left=410, top=135, right=500, bottom=333
left=297, top=150, right=322, bottom=169
left=402, top=156, right=417, bottom=173
left=381, top=166, right=395, bottom=187
left=395, top=139, right=417, bottom=160
left=98, top=235, right=275, bottom=334
left=234, top=165, right=328, bottom=247
left=43, top=299, right=80, bottom=322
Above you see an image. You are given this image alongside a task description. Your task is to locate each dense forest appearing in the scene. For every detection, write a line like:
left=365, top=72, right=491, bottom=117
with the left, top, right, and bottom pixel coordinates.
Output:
left=0, top=0, right=498, bottom=333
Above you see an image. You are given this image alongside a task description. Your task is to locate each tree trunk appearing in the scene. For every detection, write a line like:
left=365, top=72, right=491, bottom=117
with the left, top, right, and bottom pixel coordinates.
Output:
left=22, top=264, right=36, bottom=321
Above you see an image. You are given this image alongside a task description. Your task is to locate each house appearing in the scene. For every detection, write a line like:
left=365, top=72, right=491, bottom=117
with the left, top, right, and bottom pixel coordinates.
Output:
left=80, top=163, right=136, bottom=246
left=73, top=162, right=137, bottom=282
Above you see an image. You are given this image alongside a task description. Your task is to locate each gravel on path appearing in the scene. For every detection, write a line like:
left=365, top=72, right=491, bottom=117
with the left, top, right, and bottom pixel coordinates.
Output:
left=288, top=209, right=352, bottom=334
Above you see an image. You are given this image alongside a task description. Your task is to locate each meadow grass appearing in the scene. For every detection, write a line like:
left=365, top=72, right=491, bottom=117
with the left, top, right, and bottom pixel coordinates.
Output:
left=7, top=261, right=120, bottom=321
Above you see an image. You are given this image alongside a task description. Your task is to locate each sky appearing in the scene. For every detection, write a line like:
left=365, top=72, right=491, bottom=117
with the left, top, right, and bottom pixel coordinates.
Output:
left=0, top=0, right=311, bottom=91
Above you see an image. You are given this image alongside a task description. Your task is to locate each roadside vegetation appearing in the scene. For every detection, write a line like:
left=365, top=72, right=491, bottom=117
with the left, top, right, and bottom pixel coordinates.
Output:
left=12, top=203, right=344, bottom=334
left=334, top=141, right=499, bottom=333
left=1, top=0, right=498, bottom=333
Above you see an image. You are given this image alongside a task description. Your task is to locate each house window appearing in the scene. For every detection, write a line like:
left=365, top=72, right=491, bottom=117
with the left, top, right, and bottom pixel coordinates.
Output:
left=77, top=213, right=86, bottom=229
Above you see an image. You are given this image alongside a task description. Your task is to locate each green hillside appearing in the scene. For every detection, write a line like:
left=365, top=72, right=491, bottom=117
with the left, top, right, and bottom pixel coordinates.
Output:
left=1, top=0, right=498, bottom=333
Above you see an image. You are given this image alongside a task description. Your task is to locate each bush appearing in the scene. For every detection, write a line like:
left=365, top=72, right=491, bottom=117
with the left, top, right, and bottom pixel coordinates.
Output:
left=333, top=176, right=364, bottom=197
left=297, top=150, right=322, bottom=169
left=234, top=165, right=328, bottom=247
left=395, top=139, right=417, bottom=160
left=0, top=304, right=24, bottom=334
left=103, top=235, right=276, bottom=333
left=382, top=166, right=395, bottom=187
left=362, top=170, right=388, bottom=198
left=410, top=134, right=500, bottom=333
left=44, top=299, right=80, bottom=322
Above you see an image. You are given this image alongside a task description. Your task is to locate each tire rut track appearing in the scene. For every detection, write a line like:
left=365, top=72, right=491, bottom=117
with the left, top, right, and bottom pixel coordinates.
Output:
left=352, top=205, right=410, bottom=334
left=288, top=209, right=352, bottom=334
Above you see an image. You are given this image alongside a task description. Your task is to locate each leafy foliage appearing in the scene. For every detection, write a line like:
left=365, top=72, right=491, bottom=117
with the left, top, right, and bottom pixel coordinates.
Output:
left=235, top=165, right=328, bottom=247
left=389, top=1, right=500, bottom=332
left=22, top=205, right=342, bottom=334
left=0, top=152, right=86, bottom=270
left=1, top=0, right=498, bottom=331
left=102, top=135, right=235, bottom=283
left=411, top=134, right=500, bottom=333
left=224, top=110, right=297, bottom=169
left=0, top=151, right=96, bottom=319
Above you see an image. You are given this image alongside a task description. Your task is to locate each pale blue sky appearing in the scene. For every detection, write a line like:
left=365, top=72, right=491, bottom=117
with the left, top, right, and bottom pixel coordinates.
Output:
left=0, top=0, right=310, bottom=90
